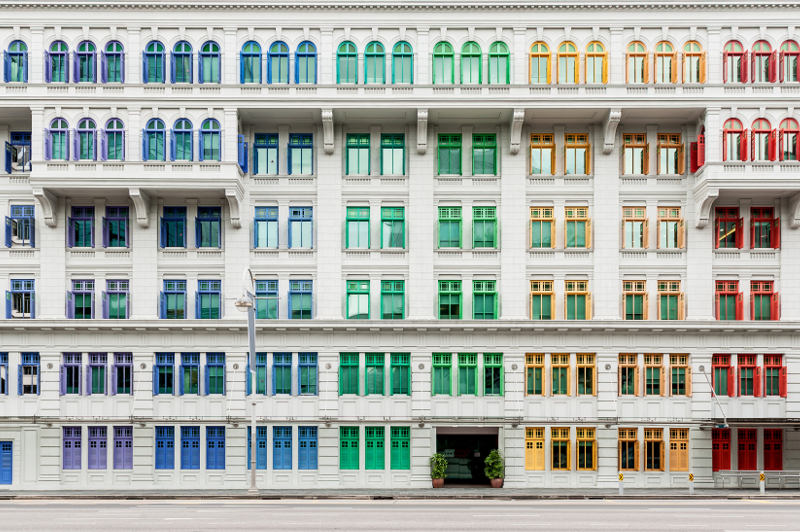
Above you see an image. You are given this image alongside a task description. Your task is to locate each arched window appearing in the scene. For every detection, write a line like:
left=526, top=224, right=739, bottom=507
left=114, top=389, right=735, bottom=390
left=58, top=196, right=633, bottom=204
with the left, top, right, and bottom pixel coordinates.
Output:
left=240, top=41, right=262, bottom=84
left=171, top=119, right=193, bottom=161
left=432, top=41, right=454, bottom=84
left=779, top=118, right=799, bottom=161
left=529, top=42, right=550, bottom=84
left=268, top=42, right=289, bottom=84
left=5, top=40, right=28, bottom=83
left=722, top=118, right=745, bottom=161
left=751, top=118, right=775, bottom=161
left=682, top=41, right=705, bottom=83
left=46, top=118, right=69, bottom=160
left=654, top=41, right=676, bottom=84
left=77, top=118, right=97, bottom=161
left=143, top=41, right=165, bottom=83
left=76, top=41, right=96, bottom=83
left=723, top=40, right=745, bottom=83
left=585, top=41, right=607, bottom=84
left=102, top=41, right=124, bottom=83
left=295, top=41, right=317, bottom=84
left=143, top=118, right=166, bottom=161
left=392, top=41, right=413, bottom=84
left=337, top=41, right=357, bottom=84
left=557, top=41, right=578, bottom=84
left=626, top=41, right=648, bottom=83
left=200, top=118, right=221, bottom=161
left=103, top=118, right=125, bottom=161
left=752, top=40, right=775, bottom=83
left=460, top=41, right=481, bottom=84
left=172, top=41, right=193, bottom=83
left=780, top=40, right=800, bottom=82
left=199, top=41, right=220, bottom=84
left=364, top=41, right=385, bottom=84
left=46, top=41, right=69, bottom=83
left=488, top=41, right=509, bottom=85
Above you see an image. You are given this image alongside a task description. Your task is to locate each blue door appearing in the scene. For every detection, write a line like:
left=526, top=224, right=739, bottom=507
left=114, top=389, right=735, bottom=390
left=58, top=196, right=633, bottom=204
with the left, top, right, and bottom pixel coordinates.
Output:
left=0, top=441, right=11, bottom=484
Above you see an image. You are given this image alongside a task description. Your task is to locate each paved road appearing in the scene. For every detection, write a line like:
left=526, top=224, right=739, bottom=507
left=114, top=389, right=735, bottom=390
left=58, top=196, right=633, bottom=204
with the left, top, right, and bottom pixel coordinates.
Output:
left=1, top=499, right=798, bottom=531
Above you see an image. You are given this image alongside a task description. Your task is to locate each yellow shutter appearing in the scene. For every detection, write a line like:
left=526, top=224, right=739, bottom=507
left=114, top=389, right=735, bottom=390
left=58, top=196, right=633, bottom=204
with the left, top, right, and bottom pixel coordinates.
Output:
left=643, top=52, right=650, bottom=82
left=625, top=53, right=630, bottom=83
left=677, top=219, right=685, bottom=248
left=550, top=218, right=556, bottom=248
left=634, top=365, right=640, bottom=396
left=699, top=52, right=707, bottom=83
left=602, top=52, right=609, bottom=84
left=593, top=362, right=597, bottom=396
left=535, top=441, right=544, bottom=470
left=525, top=440, right=534, bottom=470
left=660, top=440, right=665, bottom=471
left=644, top=144, right=650, bottom=175
left=546, top=53, right=552, bottom=84
left=586, top=218, right=592, bottom=248
left=567, top=440, right=571, bottom=471
left=678, top=292, right=685, bottom=320
left=586, top=292, right=592, bottom=320
left=585, top=146, right=591, bottom=174
left=660, top=364, right=665, bottom=396
left=574, top=52, right=580, bottom=83
left=686, top=366, right=692, bottom=396
left=643, top=218, right=649, bottom=249
left=671, top=52, right=679, bottom=83
left=621, top=219, right=626, bottom=249
left=677, top=144, right=685, bottom=174
left=643, top=292, right=649, bottom=320
left=635, top=441, right=640, bottom=471
left=550, top=148, right=556, bottom=176
left=680, top=51, right=686, bottom=83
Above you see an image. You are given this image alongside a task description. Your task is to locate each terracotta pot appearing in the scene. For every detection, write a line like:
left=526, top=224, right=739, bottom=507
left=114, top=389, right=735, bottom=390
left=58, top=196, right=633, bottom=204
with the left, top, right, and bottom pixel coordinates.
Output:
left=489, top=478, right=504, bottom=488
left=432, top=478, right=445, bottom=488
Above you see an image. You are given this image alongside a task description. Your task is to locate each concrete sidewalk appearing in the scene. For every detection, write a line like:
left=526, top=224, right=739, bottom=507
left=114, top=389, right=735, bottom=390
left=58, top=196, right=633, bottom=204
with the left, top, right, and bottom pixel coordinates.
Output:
left=2, top=487, right=800, bottom=500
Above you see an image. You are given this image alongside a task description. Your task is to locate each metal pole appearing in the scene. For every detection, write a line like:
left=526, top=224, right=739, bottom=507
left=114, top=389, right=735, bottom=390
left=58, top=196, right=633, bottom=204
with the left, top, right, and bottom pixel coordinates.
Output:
left=247, top=300, right=257, bottom=494
left=760, top=471, right=766, bottom=494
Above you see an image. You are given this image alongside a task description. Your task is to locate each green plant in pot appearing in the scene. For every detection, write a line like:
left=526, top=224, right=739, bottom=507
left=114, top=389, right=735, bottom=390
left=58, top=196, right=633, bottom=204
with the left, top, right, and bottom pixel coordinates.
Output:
left=430, top=452, right=448, bottom=488
left=484, top=449, right=505, bottom=488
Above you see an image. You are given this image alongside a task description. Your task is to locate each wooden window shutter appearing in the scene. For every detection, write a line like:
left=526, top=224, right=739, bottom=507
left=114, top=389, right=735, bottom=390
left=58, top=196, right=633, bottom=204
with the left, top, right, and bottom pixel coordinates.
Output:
left=686, top=366, right=692, bottom=396
left=742, top=51, right=749, bottom=82
left=722, top=131, right=728, bottom=161
left=602, top=52, right=609, bottom=84
left=723, top=51, right=729, bottom=82
left=681, top=51, right=686, bottom=83
left=586, top=218, right=592, bottom=248
left=546, top=53, right=551, bottom=84
left=660, top=439, right=665, bottom=471
left=699, top=52, right=707, bottom=83
left=697, top=134, right=705, bottom=166
left=643, top=292, right=649, bottom=320
left=770, top=292, right=780, bottom=320
left=617, top=364, right=622, bottom=396
left=593, top=363, right=597, bottom=396
left=625, top=53, right=630, bottom=83
left=567, top=364, right=572, bottom=396
left=735, top=217, right=744, bottom=249
left=643, top=144, right=650, bottom=175
left=727, top=367, right=736, bottom=397
left=621, top=219, right=626, bottom=249
left=754, top=366, right=762, bottom=397
left=635, top=440, right=640, bottom=471
left=677, top=144, right=685, bottom=174
left=550, top=219, right=556, bottom=248
left=643, top=52, right=650, bottom=82
left=740, top=129, right=749, bottom=161
left=769, top=50, right=778, bottom=82
left=643, top=218, right=649, bottom=249
left=690, top=142, right=698, bottom=173
left=677, top=219, right=685, bottom=249
left=634, top=365, right=640, bottom=396
left=585, top=146, right=591, bottom=174
left=660, top=363, right=665, bottom=395
left=735, top=291, right=744, bottom=320
left=779, top=366, right=787, bottom=397
left=671, top=51, right=678, bottom=83
left=586, top=292, right=592, bottom=320
left=678, top=292, right=685, bottom=320
left=769, top=130, right=777, bottom=161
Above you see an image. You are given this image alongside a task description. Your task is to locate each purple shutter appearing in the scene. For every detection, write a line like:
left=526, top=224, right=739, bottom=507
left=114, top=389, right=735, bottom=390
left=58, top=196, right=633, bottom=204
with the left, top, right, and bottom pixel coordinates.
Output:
left=59, top=365, right=66, bottom=395
left=120, top=52, right=125, bottom=83
left=66, top=291, right=74, bottom=317
left=110, top=363, right=117, bottom=396
left=101, top=52, right=107, bottom=83
left=44, top=52, right=51, bottom=83
left=121, top=130, right=126, bottom=160
left=67, top=218, right=75, bottom=247
left=44, top=129, right=51, bottom=160
left=72, top=52, right=78, bottom=82
left=100, top=130, right=106, bottom=161
left=198, top=131, right=203, bottom=161
left=72, top=130, right=78, bottom=160
left=65, top=129, right=70, bottom=160
left=22, top=52, right=27, bottom=82
left=102, top=290, right=108, bottom=318
left=142, top=129, right=148, bottom=161
left=102, top=217, right=109, bottom=247
left=4, top=217, right=10, bottom=247
left=142, top=53, right=147, bottom=83
left=90, top=289, right=95, bottom=318
left=93, top=131, right=97, bottom=161
left=99, top=434, right=107, bottom=469
left=85, top=365, right=91, bottom=395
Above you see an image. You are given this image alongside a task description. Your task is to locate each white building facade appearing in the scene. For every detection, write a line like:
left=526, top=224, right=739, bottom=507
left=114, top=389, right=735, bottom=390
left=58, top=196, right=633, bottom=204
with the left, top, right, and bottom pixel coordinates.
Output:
left=0, top=0, right=799, bottom=490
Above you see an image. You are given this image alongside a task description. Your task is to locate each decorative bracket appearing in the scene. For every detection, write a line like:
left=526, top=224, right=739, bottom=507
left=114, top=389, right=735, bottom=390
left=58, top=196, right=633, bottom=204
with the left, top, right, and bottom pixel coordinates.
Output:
left=694, top=187, right=719, bottom=228
left=128, top=188, right=150, bottom=228
left=321, top=109, right=334, bottom=155
left=416, top=109, right=428, bottom=154
left=225, top=188, right=242, bottom=229
left=32, top=187, right=56, bottom=227
left=602, top=108, right=622, bottom=154
left=789, top=192, right=800, bottom=229
left=509, top=108, right=525, bottom=155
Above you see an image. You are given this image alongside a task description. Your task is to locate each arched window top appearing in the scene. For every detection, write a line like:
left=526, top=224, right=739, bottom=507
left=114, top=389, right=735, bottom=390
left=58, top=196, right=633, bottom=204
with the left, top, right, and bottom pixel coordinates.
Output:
left=174, top=41, right=192, bottom=53
left=393, top=41, right=412, bottom=54
left=627, top=41, right=646, bottom=53
left=50, top=40, right=68, bottom=52
left=174, top=118, right=192, bottom=130
left=146, top=118, right=165, bottom=130
left=146, top=40, right=165, bottom=53
left=753, top=40, right=772, bottom=52
left=201, top=41, right=220, bottom=53
left=433, top=41, right=454, bottom=55
left=337, top=41, right=357, bottom=55
left=106, top=118, right=124, bottom=130
left=752, top=118, right=771, bottom=130
left=655, top=41, right=673, bottom=53
left=78, top=41, right=95, bottom=53
left=78, top=118, right=96, bottom=130
left=724, top=40, right=743, bottom=53
left=50, top=118, right=68, bottom=129
left=530, top=41, right=549, bottom=54
left=365, top=41, right=384, bottom=54
left=105, top=41, right=123, bottom=53
left=297, top=41, right=316, bottom=54
left=201, top=118, right=220, bottom=130
left=781, top=40, right=799, bottom=52
left=684, top=41, right=702, bottom=53
left=558, top=41, right=577, bottom=54
left=586, top=41, right=605, bottom=53
left=242, top=41, right=261, bottom=54
left=9, top=40, right=27, bottom=52
left=780, top=117, right=799, bottom=130
left=461, top=41, right=481, bottom=55
left=724, top=118, right=743, bottom=130
left=489, top=41, right=509, bottom=55
left=269, top=41, right=288, bottom=54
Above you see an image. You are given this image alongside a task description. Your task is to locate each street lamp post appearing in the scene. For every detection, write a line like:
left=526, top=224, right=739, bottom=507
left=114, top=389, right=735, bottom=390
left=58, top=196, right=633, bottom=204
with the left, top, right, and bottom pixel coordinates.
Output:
left=235, top=268, right=258, bottom=494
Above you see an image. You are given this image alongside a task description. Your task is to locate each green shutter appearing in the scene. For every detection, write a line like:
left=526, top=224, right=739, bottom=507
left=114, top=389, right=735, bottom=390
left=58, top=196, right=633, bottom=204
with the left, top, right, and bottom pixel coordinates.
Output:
left=390, top=426, right=411, bottom=470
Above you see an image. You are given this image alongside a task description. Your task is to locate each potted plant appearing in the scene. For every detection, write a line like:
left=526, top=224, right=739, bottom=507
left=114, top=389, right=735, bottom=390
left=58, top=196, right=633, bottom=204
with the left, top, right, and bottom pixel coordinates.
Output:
left=484, top=449, right=505, bottom=488
left=430, top=452, right=448, bottom=488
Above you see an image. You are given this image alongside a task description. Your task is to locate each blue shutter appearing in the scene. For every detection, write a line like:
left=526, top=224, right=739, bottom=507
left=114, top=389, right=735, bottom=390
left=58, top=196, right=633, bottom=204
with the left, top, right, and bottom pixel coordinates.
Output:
left=5, top=142, right=11, bottom=174
left=29, top=219, right=35, bottom=249
left=198, top=51, right=203, bottom=84
left=22, top=52, right=27, bottom=82
left=169, top=130, right=176, bottom=161
left=66, top=291, right=74, bottom=318
left=17, top=365, right=22, bottom=395
left=152, top=364, right=159, bottom=395
left=44, top=52, right=52, bottom=83
left=178, top=364, right=184, bottom=396
left=246, top=361, right=251, bottom=395
left=159, top=292, right=166, bottom=318
left=101, top=291, right=107, bottom=319
left=169, top=52, right=175, bottom=83
left=3, top=51, right=9, bottom=83
left=198, top=132, right=204, bottom=162
left=194, top=218, right=200, bottom=248
left=141, top=129, right=148, bottom=161
left=4, top=217, right=11, bottom=247
left=30, top=293, right=35, bottom=319
left=120, top=52, right=125, bottom=83
left=204, top=363, right=209, bottom=395
left=195, top=291, right=201, bottom=320
left=100, top=52, right=107, bottom=83
left=5, top=291, right=11, bottom=319
left=141, top=53, right=147, bottom=83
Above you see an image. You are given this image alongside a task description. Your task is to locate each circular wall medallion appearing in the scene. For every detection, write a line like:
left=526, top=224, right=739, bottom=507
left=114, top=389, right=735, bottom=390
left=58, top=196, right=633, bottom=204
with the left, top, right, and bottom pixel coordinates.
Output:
left=511, top=363, right=518, bottom=371
left=233, top=363, right=239, bottom=370
left=418, top=363, right=425, bottom=370
left=47, top=363, right=53, bottom=370
left=325, top=363, right=332, bottom=370
left=140, top=363, right=146, bottom=370
left=605, top=363, right=611, bottom=371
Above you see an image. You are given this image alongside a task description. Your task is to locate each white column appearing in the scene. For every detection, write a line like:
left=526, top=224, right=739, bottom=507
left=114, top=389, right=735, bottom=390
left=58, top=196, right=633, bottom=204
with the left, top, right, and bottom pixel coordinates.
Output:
left=316, top=123, right=342, bottom=320
left=319, top=27, right=333, bottom=85
left=500, top=117, right=527, bottom=319
left=128, top=28, right=141, bottom=84
left=416, top=28, right=430, bottom=85
left=592, top=122, right=620, bottom=320
left=30, top=27, right=44, bottom=84
left=223, top=28, right=237, bottom=85
left=407, top=114, right=435, bottom=319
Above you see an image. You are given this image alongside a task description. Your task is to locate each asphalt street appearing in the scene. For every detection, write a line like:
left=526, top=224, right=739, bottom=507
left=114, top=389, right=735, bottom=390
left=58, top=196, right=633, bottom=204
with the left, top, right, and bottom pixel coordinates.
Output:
left=0, top=499, right=799, bottom=531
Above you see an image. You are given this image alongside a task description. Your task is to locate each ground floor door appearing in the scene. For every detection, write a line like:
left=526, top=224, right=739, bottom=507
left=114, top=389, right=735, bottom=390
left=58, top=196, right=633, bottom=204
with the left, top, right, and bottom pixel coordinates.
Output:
left=737, top=429, right=757, bottom=470
left=0, top=441, right=11, bottom=485
left=436, top=427, right=498, bottom=485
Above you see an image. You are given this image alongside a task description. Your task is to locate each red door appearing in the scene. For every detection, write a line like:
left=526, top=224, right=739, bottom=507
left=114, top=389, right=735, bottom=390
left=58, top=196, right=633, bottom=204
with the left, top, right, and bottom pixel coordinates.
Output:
left=712, top=428, right=731, bottom=471
left=763, top=429, right=783, bottom=471
left=737, top=429, right=757, bottom=470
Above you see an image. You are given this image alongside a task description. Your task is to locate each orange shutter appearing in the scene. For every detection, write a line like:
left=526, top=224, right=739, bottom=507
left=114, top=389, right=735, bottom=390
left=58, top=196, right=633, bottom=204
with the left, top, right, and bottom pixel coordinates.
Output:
left=699, top=52, right=707, bottom=83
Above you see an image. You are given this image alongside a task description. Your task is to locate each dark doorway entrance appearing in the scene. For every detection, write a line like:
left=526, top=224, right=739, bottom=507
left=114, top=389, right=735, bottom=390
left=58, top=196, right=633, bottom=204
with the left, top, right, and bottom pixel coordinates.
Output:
left=436, top=428, right=498, bottom=485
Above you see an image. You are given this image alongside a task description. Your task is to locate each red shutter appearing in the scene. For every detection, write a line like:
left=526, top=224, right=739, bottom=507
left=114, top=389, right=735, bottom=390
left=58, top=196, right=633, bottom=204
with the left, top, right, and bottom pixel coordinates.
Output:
left=750, top=293, right=755, bottom=319
left=735, top=217, right=743, bottom=248
left=735, top=291, right=743, bottom=320
left=754, top=366, right=762, bottom=397
left=779, top=52, right=785, bottom=82
left=736, top=366, right=741, bottom=396
left=796, top=132, right=800, bottom=162
left=779, top=366, right=787, bottom=397
left=688, top=142, right=697, bottom=173
left=797, top=52, right=800, bottom=83
left=779, top=129, right=785, bottom=161
left=740, top=129, right=748, bottom=161
left=750, top=129, right=756, bottom=161
left=749, top=218, right=755, bottom=249
left=771, top=218, right=780, bottom=249
left=728, top=366, right=736, bottom=397
left=769, top=51, right=778, bottom=82
left=742, top=51, right=750, bottom=82
left=770, top=292, right=780, bottom=320
left=715, top=293, right=720, bottom=318
left=768, top=130, right=777, bottom=161
left=698, top=134, right=705, bottom=167
left=714, top=218, right=721, bottom=249
left=722, top=52, right=729, bottom=82
left=722, top=131, right=728, bottom=161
